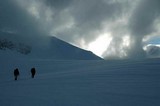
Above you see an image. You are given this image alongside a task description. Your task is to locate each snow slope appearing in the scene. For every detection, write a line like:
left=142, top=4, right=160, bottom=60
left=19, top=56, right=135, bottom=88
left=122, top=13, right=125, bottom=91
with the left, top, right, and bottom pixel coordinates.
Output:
left=0, top=32, right=102, bottom=60
left=0, top=59, right=160, bottom=106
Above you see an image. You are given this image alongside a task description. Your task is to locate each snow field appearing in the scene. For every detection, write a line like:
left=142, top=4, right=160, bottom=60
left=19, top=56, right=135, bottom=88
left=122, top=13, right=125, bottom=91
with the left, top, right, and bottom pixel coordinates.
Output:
left=0, top=59, right=160, bottom=106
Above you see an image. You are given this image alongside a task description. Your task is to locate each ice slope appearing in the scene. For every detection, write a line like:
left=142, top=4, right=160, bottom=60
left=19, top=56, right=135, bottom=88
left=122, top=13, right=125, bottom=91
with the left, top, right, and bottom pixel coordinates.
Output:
left=0, top=59, right=160, bottom=106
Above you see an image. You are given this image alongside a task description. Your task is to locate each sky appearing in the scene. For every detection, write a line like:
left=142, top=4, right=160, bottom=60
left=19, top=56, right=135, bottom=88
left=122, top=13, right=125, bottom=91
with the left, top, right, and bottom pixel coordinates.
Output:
left=1, top=0, right=160, bottom=59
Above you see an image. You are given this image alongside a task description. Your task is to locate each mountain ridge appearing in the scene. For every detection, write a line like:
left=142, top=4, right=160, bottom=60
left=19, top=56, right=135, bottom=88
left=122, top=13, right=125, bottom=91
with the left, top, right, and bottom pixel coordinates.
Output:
left=0, top=32, right=102, bottom=60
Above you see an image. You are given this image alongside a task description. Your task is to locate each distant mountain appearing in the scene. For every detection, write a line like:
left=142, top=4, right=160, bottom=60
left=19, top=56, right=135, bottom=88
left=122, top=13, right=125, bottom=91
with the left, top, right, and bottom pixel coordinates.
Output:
left=0, top=32, right=102, bottom=60
left=145, top=44, right=160, bottom=58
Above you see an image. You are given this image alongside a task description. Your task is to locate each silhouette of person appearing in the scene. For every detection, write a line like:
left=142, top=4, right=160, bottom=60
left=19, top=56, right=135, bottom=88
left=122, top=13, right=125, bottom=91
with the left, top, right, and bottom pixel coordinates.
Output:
left=31, top=67, right=36, bottom=78
left=14, top=68, right=19, bottom=80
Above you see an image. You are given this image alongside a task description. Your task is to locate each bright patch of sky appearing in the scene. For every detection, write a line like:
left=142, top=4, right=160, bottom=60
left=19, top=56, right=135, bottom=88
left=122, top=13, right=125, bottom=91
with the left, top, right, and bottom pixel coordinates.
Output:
left=87, top=33, right=112, bottom=57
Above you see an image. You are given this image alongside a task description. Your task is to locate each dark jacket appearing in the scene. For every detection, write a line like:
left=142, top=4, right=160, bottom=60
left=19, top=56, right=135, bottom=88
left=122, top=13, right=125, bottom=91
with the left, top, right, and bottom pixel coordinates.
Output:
left=14, top=68, right=19, bottom=76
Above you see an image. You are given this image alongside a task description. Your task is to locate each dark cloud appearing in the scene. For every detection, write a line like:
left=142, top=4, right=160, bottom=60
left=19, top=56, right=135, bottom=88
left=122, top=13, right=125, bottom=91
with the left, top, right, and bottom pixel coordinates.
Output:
left=129, top=0, right=160, bottom=36
left=103, top=0, right=160, bottom=59
left=127, top=0, right=160, bottom=58
left=0, top=0, right=48, bottom=45
left=2, top=0, right=160, bottom=59
left=44, top=0, right=73, bottom=10
left=68, top=0, right=123, bottom=40
left=46, top=0, right=126, bottom=45
left=0, top=1, right=35, bottom=35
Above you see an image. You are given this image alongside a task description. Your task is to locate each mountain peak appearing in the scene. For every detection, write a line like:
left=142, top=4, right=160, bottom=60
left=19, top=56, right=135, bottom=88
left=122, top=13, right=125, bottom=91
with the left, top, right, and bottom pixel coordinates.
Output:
left=0, top=32, right=102, bottom=60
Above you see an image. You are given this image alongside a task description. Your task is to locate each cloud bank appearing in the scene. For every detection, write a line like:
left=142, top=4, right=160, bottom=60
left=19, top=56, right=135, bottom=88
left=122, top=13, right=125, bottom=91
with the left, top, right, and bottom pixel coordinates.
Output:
left=1, top=0, right=160, bottom=59
left=0, top=0, right=50, bottom=46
